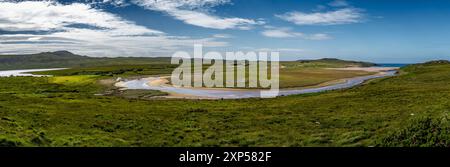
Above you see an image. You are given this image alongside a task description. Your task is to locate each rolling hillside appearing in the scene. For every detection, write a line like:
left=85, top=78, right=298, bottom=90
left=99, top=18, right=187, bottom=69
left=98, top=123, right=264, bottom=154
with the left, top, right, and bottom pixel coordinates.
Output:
left=0, top=51, right=171, bottom=70
left=0, top=51, right=378, bottom=70
left=295, top=58, right=377, bottom=67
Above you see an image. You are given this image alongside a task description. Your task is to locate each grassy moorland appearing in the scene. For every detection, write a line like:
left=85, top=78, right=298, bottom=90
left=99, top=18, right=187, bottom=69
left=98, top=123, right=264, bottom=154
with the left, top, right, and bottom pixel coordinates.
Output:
left=278, top=64, right=371, bottom=88
left=32, top=58, right=373, bottom=89
left=1, top=60, right=450, bottom=146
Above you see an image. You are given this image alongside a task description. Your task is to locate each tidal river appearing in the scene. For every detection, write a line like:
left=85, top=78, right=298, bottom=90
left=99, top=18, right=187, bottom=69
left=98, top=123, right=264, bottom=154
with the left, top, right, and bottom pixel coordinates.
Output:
left=117, top=69, right=398, bottom=99
left=0, top=67, right=398, bottom=99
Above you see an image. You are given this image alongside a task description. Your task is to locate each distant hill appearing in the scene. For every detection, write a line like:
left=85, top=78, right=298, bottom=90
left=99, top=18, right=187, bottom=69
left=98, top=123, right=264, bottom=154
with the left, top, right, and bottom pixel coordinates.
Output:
left=296, top=58, right=376, bottom=67
left=422, top=60, right=450, bottom=65
left=0, top=51, right=171, bottom=70
left=0, top=51, right=377, bottom=70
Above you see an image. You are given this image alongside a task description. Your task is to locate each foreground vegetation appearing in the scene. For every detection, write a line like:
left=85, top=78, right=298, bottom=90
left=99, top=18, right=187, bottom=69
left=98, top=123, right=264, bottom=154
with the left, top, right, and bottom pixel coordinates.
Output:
left=1, top=61, right=450, bottom=146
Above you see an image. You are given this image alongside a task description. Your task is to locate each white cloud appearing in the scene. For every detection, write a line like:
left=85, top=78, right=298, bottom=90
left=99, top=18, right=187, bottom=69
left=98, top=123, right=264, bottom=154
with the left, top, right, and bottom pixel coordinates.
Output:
left=0, top=1, right=161, bottom=35
left=0, top=1, right=228, bottom=56
left=101, top=0, right=128, bottom=7
left=212, top=34, right=233, bottom=38
left=132, top=0, right=263, bottom=30
left=276, top=8, right=364, bottom=25
left=307, top=33, right=332, bottom=40
left=261, top=27, right=331, bottom=40
left=85, top=0, right=130, bottom=7
left=261, top=27, right=302, bottom=38
left=0, top=32, right=228, bottom=56
left=257, top=48, right=305, bottom=52
left=328, top=0, right=349, bottom=7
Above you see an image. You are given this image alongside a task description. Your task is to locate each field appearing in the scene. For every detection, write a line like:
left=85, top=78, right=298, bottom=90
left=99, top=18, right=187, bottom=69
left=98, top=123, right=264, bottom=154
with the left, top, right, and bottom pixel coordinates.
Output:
left=11, top=51, right=374, bottom=88
left=33, top=60, right=373, bottom=89
left=1, top=60, right=450, bottom=146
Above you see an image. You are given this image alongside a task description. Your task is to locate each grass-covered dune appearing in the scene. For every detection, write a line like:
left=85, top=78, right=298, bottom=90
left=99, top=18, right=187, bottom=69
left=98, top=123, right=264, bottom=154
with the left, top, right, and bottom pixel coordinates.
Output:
left=0, top=61, right=449, bottom=146
left=292, top=58, right=376, bottom=68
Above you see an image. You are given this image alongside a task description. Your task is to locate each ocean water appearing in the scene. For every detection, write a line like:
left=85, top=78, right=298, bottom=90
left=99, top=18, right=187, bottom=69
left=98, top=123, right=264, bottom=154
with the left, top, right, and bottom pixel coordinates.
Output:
left=376, top=63, right=409, bottom=67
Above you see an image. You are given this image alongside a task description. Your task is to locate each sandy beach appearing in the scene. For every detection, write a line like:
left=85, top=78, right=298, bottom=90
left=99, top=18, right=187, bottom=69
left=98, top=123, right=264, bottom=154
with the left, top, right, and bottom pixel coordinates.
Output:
left=326, top=67, right=399, bottom=72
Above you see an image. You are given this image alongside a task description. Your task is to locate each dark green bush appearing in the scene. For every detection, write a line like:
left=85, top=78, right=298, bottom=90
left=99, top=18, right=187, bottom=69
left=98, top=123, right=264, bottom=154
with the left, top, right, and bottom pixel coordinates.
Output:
left=378, top=115, right=450, bottom=147
left=0, top=138, right=23, bottom=147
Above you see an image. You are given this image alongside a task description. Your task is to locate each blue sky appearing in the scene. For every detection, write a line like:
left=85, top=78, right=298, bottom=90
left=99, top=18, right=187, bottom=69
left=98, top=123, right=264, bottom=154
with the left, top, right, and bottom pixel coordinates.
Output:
left=1, top=0, right=450, bottom=63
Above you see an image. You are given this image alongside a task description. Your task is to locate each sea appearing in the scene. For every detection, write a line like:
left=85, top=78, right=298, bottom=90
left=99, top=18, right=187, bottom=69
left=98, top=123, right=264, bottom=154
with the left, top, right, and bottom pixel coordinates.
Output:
left=375, top=63, right=409, bottom=67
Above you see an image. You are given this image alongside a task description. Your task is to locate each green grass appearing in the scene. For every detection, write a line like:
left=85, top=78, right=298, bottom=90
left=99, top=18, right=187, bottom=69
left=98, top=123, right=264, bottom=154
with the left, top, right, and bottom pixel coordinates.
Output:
left=283, top=58, right=376, bottom=68
left=279, top=68, right=372, bottom=88
left=0, top=62, right=450, bottom=146
left=111, top=90, right=169, bottom=99
left=33, top=64, right=177, bottom=77
left=50, top=75, right=99, bottom=85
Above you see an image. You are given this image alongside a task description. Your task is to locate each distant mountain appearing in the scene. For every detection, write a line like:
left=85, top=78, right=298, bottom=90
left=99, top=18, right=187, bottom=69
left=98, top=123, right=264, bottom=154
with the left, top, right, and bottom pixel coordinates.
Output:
left=0, top=51, right=171, bottom=70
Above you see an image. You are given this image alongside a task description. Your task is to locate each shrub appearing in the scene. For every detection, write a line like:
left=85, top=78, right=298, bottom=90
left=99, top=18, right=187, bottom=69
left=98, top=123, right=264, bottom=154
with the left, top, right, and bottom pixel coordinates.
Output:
left=378, top=115, right=450, bottom=147
left=0, top=138, right=23, bottom=147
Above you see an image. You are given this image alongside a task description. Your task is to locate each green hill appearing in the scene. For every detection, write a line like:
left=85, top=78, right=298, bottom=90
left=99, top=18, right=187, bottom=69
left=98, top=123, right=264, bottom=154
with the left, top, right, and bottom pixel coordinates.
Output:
left=296, top=58, right=376, bottom=67
left=0, top=51, right=171, bottom=70
left=0, top=51, right=378, bottom=70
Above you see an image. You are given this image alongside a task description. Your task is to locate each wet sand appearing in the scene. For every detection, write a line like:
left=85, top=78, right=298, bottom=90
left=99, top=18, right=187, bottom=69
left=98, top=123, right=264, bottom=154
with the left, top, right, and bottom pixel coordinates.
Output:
left=326, top=67, right=399, bottom=72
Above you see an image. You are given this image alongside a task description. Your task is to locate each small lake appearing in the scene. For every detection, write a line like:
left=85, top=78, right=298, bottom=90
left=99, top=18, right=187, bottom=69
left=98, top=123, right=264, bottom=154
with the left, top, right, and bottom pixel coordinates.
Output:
left=0, top=68, right=66, bottom=77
